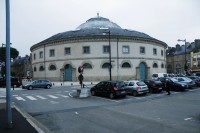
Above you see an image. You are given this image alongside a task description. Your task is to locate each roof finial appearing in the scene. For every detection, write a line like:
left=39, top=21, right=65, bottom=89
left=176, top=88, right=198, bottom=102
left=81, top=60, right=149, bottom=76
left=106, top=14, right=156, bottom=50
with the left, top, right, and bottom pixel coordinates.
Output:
left=97, top=12, right=100, bottom=18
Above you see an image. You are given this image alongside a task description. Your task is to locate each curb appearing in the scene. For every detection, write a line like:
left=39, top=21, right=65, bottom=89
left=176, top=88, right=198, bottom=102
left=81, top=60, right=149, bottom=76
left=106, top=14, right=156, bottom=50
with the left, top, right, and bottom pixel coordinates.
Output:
left=13, top=103, right=51, bottom=133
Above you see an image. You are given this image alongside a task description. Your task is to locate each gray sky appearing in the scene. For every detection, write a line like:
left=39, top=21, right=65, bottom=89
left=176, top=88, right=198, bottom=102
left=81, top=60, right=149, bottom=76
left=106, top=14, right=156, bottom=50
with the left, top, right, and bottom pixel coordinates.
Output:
left=0, top=0, right=199, bottom=56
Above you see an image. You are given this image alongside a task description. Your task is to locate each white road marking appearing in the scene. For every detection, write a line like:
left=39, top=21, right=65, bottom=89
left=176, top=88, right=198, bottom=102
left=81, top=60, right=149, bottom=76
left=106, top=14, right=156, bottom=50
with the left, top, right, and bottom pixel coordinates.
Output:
left=75, top=112, right=79, bottom=115
left=92, top=96, right=120, bottom=102
left=47, top=95, right=58, bottom=99
left=50, top=101, right=59, bottom=104
left=64, top=91, right=69, bottom=92
left=26, top=96, right=37, bottom=100
left=15, top=96, right=26, bottom=101
left=184, top=117, right=192, bottom=121
left=56, top=94, right=69, bottom=98
left=71, top=86, right=79, bottom=89
left=69, top=92, right=74, bottom=98
left=35, top=95, right=47, bottom=100
left=12, top=95, right=18, bottom=97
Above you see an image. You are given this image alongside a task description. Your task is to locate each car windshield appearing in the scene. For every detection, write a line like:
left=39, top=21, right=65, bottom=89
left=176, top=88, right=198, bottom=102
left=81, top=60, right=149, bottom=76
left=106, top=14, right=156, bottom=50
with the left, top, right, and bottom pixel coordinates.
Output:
left=116, top=82, right=125, bottom=88
left=183, top=77, right=192, bottom=81
left=152, top=74, right=158, bottom=77
left=136, top=81, right=146, bottom=86
left=163, top=74, right=167, bottom=77
left=154, top=80, right=161, bottom=83
left=170, top=78, right=178, bottom=82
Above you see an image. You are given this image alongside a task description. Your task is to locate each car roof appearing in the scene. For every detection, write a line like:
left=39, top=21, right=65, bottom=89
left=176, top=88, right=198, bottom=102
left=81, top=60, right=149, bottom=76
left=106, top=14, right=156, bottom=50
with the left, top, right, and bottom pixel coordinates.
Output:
left=125, top=80, right=142, bottom=82
left=102, top=80, right=124, bottom=83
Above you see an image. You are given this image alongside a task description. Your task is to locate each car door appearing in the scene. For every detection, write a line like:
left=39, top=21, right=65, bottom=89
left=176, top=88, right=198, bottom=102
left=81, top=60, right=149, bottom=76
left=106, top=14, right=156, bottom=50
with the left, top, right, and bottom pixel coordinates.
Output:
left=40, top=80, right=46, bottom=88
left=35, top=80, right=41, bottom=88
left=104, top=82, right=112, bottom=96
left=127, top=82, right=135, bottom=93
left=95, top=81, right=105, bottom=95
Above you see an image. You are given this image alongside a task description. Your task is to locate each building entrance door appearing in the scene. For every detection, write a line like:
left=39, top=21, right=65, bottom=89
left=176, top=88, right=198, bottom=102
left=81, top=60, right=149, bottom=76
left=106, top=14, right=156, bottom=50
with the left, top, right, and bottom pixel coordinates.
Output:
left=65, top=64, right=72, bottom=81
left=139, top=62, right=146, bottom=80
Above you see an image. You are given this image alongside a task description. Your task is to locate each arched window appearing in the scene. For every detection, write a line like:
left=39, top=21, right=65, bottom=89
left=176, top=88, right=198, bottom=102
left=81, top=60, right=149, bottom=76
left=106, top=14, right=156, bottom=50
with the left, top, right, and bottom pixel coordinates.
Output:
left=83, top=63, right=92, bottom=69
left=49, top=64, right=56, bottom=71
left=122, top=62, right=131, bottom=68
left=161, top=63, right=164, bottom=68
left=39, top=66, right=45, bottom=71
left=34, top=67, right=37, bottom=72
left=153, top=63, right=158, bottom=68
left=102, top=63, right=112, bottom=69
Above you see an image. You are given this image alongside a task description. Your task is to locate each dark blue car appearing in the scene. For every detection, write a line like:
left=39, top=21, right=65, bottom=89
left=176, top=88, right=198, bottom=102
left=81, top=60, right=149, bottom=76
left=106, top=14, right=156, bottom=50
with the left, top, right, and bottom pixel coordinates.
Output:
left=159, top=77, right=188, bottom=91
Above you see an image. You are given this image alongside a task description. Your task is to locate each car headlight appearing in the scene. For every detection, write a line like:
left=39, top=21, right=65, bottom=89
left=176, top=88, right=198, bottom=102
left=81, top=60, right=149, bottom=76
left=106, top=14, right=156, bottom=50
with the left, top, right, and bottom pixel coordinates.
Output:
left=181, top=84, right=185, bottom=87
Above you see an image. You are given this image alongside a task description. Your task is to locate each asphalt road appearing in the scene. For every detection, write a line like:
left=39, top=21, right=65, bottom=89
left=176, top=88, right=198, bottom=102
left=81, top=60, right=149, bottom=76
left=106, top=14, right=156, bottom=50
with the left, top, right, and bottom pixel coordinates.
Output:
left=12, top=86, right=200, bottom=133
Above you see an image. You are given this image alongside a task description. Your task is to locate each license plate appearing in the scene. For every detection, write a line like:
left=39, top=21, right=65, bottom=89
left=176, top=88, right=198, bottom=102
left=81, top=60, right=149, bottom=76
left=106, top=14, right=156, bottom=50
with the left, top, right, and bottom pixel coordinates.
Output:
left=141, top=88, right=147, bottom=91
left=121, top=91, right=126, bottom=94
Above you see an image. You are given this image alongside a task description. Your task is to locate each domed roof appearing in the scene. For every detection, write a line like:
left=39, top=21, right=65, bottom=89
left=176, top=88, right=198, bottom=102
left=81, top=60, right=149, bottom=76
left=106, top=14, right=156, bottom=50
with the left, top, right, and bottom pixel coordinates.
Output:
left=31, top=15, right=167, bottom=49
left=76, top=16, right=122, bottom=30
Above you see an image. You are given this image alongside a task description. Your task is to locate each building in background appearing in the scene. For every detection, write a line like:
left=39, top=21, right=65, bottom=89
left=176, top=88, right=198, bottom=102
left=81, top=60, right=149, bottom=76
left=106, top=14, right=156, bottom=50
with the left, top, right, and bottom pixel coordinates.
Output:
left=11, top=55, right=31, bottom=78
left=166, top=39, right=200, bottom=75
left=30, top=15, right=167, bottom=81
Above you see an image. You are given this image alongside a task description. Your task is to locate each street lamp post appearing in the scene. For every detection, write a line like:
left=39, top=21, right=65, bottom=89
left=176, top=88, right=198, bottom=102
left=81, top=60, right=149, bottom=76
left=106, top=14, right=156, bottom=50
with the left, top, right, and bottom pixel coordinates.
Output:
left=5, top=0, right=13, bottom=128
left=178, top=39, right=188, bottom=75
left=1, top=44, right=6, bottom=78
left=2, top=43, right=5, bottom=62
left=102, top=29, right=112, bottom=81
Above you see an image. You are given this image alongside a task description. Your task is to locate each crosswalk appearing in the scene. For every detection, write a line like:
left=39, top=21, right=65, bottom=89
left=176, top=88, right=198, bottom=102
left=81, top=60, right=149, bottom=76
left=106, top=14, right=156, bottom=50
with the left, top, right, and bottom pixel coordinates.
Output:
left=13, top=93, right=70, bottom=102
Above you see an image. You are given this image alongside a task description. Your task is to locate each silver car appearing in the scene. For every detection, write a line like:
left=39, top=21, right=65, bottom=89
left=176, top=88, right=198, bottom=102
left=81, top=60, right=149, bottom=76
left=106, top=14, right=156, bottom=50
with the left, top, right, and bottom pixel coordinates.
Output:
left=22, top=80, right=52, bottom=90
left=124, top=80, right=149, bottom=96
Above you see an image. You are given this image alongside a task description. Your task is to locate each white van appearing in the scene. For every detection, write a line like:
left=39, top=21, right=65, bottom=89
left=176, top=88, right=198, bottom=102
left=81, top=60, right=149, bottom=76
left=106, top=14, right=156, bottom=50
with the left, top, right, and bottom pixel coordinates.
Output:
left=152, top=73, right=167, bottom=80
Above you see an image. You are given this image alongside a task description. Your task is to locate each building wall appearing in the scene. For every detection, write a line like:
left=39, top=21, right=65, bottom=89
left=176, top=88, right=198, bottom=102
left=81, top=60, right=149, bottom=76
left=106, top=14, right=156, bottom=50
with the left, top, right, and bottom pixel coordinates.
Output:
left=31, top=38, right=166, bottom=81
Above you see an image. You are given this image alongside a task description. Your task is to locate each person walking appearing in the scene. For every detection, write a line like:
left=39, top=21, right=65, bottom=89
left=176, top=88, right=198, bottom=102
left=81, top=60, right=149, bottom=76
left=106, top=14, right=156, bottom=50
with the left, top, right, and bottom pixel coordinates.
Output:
left=165, top=78, right=171, bottom=95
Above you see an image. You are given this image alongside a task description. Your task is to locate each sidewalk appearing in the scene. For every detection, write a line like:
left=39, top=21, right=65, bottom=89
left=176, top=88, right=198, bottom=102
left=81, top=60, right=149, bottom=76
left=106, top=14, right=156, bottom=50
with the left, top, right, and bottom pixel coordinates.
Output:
left=0, top=81, right=97, bottom=133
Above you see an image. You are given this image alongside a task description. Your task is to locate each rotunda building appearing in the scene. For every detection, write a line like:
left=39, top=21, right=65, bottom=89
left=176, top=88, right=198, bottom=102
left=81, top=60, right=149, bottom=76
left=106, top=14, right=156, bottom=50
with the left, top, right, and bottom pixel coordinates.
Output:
left=30, top=15, right=167, bottom=81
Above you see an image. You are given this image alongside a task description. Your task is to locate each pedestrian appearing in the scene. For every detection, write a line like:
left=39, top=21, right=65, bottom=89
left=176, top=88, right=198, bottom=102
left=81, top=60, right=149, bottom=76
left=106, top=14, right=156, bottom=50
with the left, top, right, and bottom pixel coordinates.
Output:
left=165, top=78, right=171, bottom=95
left=78, top=74, right=84, bottom=88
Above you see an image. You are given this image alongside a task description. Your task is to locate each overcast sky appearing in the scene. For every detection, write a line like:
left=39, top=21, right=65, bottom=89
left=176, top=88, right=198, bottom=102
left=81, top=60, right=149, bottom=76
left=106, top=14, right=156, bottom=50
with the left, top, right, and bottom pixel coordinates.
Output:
left=0, top=0, right=199, bottom=56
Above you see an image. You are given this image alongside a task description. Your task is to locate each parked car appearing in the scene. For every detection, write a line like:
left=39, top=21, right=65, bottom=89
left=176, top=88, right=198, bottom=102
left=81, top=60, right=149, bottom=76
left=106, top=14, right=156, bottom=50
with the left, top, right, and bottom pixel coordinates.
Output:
left=194, top=72, right=200, bottom=77
left=22, top=79, right=52, bottom=90
left=152, top=73, right=167, bottom=80
left=0, top=77, right=22, bottom=87
left=124, top=80, right=149, bottom=96
left=90, top=80, right=126, bottom=99
left=159, top=77, right=188, bottom=91
left=173, top=77, right=196, bottom=88
left=144, top=79, right=163, bottom=93
left=187, top=76, right=200, bottom=87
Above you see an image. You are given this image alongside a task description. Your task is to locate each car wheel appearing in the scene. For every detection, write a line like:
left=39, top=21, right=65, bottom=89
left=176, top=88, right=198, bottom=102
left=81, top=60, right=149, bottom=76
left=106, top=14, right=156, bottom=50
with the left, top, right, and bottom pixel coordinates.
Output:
left=133, top=91, right=138, bottom=96
left=149, top=88, right=153, bottom=93
left=28, top=86, right=33, bottom=90
left=91, top=90, right=96, bottom=96
left=46, top=85, right=51, bottom=89
left=109, top=93, right=114, bottom=99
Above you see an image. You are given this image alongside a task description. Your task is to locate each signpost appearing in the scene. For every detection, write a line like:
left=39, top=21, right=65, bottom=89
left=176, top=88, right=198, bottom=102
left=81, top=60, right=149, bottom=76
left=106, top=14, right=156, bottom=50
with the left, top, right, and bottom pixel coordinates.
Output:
left=77, top=66, right=90, bottom=98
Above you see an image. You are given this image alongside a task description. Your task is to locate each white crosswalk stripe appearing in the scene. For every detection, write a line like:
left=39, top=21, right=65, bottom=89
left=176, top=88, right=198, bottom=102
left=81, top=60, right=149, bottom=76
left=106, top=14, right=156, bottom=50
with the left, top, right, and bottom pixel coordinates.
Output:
left=15, top=96, right=26, bottom=101
left=26, top=96, right=37, bottom=100
left=35, top=95, right=47, bottom=99
left=56, top=94, right=69, bottom=98
left=13, top=93, right=70, bottom=101
left=47, top=95, right=59, bottom=99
